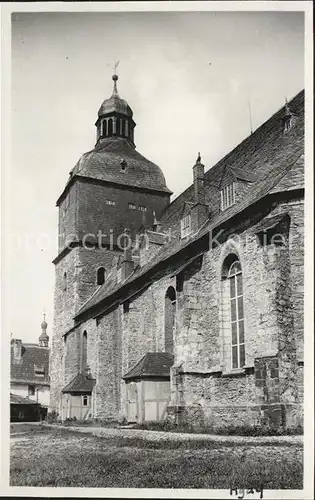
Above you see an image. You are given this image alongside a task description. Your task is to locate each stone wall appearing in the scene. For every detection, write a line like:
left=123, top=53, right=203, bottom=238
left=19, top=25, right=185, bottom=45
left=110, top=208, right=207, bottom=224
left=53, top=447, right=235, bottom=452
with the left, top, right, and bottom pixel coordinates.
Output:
left=50, top=245, right=120, bottom=413
left=77, top=179, right=170, bottom=244
left=117, top=195, right=304, bottom=429
left=52, top=193, right=304, bottom=429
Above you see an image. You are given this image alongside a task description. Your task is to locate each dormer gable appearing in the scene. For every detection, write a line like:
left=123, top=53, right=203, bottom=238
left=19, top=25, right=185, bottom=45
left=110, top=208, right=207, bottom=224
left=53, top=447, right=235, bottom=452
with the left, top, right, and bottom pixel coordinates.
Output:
left=219, top=166, right=257, bottom=211
left=179, top=202, right=194, bottom=239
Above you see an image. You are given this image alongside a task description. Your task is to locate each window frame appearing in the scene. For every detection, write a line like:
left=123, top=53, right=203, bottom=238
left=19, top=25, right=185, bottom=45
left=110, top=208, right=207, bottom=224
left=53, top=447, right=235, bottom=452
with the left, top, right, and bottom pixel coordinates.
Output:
left=221, top=183, right=236, bottom=211
left=180, top=214, right=192, bottom=238
left=96, top=267, right=106, bottom=286
left=128, top=203, right=137, bottom=210
left=227, top=260, right=245, bottom=369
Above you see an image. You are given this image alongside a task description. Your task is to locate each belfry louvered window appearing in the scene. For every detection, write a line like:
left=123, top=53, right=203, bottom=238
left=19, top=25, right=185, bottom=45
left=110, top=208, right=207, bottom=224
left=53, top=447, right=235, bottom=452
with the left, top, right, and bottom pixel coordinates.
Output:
left=228, top=260, right=245, bottom=369
left=221, top=183, right=235, bottom=210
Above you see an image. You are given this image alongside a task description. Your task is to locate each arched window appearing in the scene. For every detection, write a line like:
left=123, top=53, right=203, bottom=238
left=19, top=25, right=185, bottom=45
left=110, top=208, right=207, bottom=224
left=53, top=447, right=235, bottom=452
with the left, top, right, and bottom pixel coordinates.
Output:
left=222, top=256, right=245, bottom=369
left=108, top=118, right=113, bottom=137
left=97, top=267, right=106, bottom=286
left=81, top=331, right=87, bottom=372
left=116, top=118, right=120, bottom=136
left=102, top=120, right=107, bottom=137
left=164, top=286, right=176, bottom=354
left=82, top=395, right=88, bottom=406
left=63, top=272, right=67, bottom=291
left=125, top=120, right=128, bottom=138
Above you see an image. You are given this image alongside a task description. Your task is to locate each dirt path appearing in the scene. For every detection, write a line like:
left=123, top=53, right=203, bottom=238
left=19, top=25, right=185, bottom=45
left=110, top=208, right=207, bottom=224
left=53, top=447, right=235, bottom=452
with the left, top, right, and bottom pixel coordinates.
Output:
left=43, top=423, right=303, bottom=445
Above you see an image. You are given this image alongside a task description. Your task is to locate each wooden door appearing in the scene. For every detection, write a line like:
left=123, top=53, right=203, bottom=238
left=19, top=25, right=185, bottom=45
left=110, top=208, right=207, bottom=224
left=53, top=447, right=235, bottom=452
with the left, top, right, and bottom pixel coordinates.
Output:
left=127, top=382, right=138, bottom=422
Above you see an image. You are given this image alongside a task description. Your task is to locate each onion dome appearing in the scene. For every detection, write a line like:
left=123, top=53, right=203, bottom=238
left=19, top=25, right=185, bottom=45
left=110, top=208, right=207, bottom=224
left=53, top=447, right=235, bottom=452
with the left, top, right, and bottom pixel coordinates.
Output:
left=56, top=73, right=172, bottom=206
left=98, top=75, right=133, bottom=118
left=39, top=314, right=49, bottom=347
left=95, top=73, right=136, bottom=147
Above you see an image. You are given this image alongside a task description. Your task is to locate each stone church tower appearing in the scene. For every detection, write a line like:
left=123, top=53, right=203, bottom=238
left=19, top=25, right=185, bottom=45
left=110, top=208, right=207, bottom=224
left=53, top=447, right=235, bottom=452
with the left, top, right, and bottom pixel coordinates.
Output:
left=50, top=74, right=171, bottom=409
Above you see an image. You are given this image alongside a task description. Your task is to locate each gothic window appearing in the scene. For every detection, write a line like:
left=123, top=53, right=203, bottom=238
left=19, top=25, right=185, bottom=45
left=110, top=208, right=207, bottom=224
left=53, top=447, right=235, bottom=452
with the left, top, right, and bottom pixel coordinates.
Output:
left=222, top=257, right=245, bottom=369
left=128, top=203, right=136, bottom=210
left=181, top=215, right=191, bottom=238
left=108, top=118, right=113, bottom=137
left=81, top=331, right=87, bottom=372
left=82, top=395, right=88, bottom=406
left=96, top=267, right=106, bottom=286
left=221, top=183, right=235, bottom=210
left=164, top=286, right=176, bottom=354
left=139, top=205, right=147, bottom=212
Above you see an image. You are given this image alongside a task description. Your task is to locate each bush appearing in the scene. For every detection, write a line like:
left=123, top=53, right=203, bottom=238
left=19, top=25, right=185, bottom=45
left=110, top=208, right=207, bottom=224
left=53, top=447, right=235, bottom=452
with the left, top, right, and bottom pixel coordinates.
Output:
left=133, top=421, right=303, bottom=436
left=46, top=410, right=59, bottom=423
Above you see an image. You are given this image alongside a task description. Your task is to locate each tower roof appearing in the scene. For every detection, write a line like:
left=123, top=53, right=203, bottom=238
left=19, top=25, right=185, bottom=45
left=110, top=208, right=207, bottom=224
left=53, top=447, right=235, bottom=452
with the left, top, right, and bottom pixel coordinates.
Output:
left=98, top=74, right=133, bottom=118
left=67, top=137, right=172, bottom=195
left=38, top=314, right=49, bottom=347
left=57, top=72, right=172, bottom=204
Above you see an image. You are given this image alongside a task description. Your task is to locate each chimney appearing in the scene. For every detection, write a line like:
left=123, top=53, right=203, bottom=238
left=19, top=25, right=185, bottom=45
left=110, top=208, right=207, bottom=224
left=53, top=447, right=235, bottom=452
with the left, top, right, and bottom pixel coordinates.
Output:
left=121, top=229, right=134, bottom=280
left=191, top=153, right=208, bottom=232
left=12, top=339, right=23, bottom=363
left=193, top=152, right=205, bottom=205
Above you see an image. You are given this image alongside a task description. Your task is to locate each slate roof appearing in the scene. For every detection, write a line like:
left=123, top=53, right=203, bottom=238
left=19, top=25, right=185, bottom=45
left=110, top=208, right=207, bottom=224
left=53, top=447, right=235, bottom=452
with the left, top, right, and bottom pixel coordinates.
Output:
left=74, top=90, right=304, bottom=322
left=98, top=91, right=133, bottom=118
left=159, top=90, right=304, bottom=232
left=254, top=213, right=288, bottom=233
left=98, top=74, right=133, bottom=118
left=10, top=342, right=50, bottom=386
left=57, top=136, right=171, bottom=205
left=123, top=352, right=174, bottom=380
left=10, top=393, right=40, bottom=405
left=62, top=372, right=96, bottom=394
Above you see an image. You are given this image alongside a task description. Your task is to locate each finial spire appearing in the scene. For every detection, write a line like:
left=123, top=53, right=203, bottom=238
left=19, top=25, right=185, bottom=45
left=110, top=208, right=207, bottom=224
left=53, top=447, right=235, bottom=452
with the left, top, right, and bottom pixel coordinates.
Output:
left=111, top=61, right=120, bottom=96
left=113, top=60, right=119, bottom=73
left=197, top=152, right=201, bottom=163
left=39, top=312, right=49, bottom=347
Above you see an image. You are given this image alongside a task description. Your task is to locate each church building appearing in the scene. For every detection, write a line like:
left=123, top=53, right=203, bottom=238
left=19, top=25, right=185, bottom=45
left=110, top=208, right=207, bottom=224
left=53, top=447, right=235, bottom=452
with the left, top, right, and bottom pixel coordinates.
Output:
left=50, top=74, right=304, bottom=429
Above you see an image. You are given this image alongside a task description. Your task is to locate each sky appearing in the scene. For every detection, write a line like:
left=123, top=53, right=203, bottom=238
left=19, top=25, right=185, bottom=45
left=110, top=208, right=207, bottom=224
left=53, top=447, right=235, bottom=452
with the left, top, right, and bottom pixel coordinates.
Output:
left=9, top=10, right=304, bottom=344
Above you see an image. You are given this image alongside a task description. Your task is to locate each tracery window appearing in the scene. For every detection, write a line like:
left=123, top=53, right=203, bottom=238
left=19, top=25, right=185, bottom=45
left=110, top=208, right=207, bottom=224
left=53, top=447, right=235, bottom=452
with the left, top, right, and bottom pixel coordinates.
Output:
left=227, top=260, right=245, bottom=369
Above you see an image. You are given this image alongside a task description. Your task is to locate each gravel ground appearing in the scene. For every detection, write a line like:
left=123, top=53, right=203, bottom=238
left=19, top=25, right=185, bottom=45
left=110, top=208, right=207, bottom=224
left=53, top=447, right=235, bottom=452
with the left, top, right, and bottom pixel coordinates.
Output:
left=42, top=422, right=303, bottom=445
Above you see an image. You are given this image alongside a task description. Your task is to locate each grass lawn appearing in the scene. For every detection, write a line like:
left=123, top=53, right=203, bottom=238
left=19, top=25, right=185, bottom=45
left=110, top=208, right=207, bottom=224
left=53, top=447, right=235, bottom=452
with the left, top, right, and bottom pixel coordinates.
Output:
left=10, top=424, right=303, bottom=489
